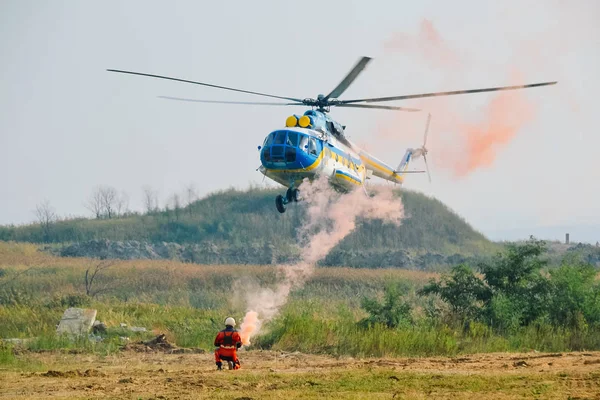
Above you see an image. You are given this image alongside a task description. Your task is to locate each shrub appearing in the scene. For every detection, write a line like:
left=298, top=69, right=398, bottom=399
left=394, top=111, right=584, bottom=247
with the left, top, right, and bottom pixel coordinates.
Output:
left=419, top=264, right=489, bottom=320
left=359, top=283, right=412, bottom=328
left=419, top=237, right=600, bottom=334
left=548, top=263, right=600, bottom=329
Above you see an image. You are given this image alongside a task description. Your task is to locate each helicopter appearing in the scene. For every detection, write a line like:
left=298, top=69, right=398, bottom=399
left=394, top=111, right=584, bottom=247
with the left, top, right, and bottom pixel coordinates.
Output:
left=108, top=57, right=556, bottom=213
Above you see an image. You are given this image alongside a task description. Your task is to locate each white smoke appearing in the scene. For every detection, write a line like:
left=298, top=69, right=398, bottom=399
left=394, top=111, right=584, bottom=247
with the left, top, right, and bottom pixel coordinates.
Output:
left=240, top=177, right=403, bottom=345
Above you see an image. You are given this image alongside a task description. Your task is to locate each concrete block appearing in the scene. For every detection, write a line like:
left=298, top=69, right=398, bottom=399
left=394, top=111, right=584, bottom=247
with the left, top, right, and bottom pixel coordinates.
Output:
left=56, top=308, right=97, bottom=336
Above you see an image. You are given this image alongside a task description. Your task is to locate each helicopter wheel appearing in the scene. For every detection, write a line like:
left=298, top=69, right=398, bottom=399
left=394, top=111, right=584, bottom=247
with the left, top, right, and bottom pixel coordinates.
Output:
left=275, top=195, right=286, bottom=213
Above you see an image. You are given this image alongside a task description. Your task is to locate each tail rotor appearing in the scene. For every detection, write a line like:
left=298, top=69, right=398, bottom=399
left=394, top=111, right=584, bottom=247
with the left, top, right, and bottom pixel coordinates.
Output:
left=422, top=113, right=431, bottom=183
left=395, top=113, right=432, bottom=182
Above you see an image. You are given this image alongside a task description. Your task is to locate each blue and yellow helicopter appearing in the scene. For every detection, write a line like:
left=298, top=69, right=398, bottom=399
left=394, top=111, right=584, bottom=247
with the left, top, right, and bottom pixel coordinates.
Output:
left=108, top=57, right=556, bottom=213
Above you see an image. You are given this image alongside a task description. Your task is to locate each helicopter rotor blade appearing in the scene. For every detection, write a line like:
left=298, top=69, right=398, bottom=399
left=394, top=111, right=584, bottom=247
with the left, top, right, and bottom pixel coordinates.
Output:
left=107, top=69, right=305, bottom=103
left=339, top=81, right=557, bottom=104
left=423, top=113, right=431, bottom=147
left=158, top=96, right=302, bottom=106
left=336, top=104, right=420, bottom=112
left=323, top=57, right=372, bottom=101
left=424, top=155, right=432, bottom=183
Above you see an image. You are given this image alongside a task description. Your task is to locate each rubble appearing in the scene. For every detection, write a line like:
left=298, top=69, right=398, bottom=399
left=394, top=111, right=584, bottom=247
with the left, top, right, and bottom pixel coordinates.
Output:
left=121, top=334, right=204, bottom=354
left=92, top=321, right=107, bottom=334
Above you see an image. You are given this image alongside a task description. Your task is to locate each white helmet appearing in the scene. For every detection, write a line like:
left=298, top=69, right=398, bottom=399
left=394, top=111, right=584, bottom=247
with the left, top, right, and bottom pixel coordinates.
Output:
left=225, top=317, right=236, bottom=327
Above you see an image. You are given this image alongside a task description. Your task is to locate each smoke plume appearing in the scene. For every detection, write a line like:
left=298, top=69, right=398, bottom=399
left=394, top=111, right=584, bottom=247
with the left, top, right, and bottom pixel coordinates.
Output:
left=239, top=178, right=403, bottom=345
left=383, top=19, right=541, bottom=177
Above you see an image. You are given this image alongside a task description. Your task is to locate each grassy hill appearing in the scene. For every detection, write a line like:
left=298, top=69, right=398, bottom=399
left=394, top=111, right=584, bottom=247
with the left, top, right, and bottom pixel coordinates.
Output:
left=0, top=188, right=496, bottom=269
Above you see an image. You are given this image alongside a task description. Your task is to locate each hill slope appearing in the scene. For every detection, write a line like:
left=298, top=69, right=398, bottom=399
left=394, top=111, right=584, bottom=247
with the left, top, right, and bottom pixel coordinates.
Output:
left=0, top=188, right=495, bottom=268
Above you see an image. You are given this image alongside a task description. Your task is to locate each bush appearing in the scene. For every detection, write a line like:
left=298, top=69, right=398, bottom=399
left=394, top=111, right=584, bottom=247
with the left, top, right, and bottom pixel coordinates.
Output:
left=548, top=263, right=600, bottom=329
left=479, top=237, right=551, bottom=325
left=359, top=283, right=412, bottom=328
left=419, top=264, right=489, bottom=320
left=419, top=237, right=600, bottom=333
left=59, top=294, right=91, bottom=308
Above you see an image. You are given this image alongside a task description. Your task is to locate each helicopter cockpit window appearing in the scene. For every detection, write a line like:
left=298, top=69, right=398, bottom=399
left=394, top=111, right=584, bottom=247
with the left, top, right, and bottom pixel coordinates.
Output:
left=308, top=138, right=317, bottom=155
left=326, top=121, right=335, bottom=135
left=264, top=132, right=275, bottom=147
left=299, top=135, right=309, bottom=152
left=286, top=131, right=299, bottom=147
left=274, top=131, right=286, bottom=145
left=262, top=147, right=271, bottom=161
left=285, top=146, right=296, bottom=162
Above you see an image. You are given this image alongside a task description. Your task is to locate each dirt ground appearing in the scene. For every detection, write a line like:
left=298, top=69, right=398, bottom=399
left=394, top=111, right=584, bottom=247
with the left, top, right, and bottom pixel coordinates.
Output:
left=1, top=350, right=599, bottom=399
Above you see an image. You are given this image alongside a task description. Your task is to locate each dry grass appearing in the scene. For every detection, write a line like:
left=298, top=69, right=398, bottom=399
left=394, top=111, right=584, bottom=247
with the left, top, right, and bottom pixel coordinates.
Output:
left=0, top=241, right=438, bottom=295
left=1, top=350, right=599, bottom=399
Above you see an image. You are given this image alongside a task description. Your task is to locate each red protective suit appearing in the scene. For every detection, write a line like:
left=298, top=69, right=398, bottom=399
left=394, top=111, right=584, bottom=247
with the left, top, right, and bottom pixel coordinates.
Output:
left=214, top=327, right=242, bottom=370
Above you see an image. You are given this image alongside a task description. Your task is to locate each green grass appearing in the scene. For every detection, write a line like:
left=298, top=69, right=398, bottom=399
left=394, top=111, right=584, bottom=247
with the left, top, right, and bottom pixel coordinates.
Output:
left=0, top=344, right=46, bottom=371
left=255, top=304, right=600, bottom=357
left=1, top=242, right=600, bottom=357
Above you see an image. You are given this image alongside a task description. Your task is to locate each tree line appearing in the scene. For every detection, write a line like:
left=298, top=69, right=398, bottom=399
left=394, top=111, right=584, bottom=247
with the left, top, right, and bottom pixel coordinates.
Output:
left=26, top=183, right=201, bottom=238
left=361, top=238, right=600, bottom=348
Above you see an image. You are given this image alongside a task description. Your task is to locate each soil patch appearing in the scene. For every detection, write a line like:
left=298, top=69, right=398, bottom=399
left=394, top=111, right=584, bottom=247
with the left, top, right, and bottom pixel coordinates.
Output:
left=121, top=334, right=205, bottom=354
left=41, top=369, right=106, bottom=378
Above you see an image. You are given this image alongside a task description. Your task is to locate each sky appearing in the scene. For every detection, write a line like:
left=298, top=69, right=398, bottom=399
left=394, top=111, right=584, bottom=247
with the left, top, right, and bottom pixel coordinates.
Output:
left=1, top=0, right=599, bottom=243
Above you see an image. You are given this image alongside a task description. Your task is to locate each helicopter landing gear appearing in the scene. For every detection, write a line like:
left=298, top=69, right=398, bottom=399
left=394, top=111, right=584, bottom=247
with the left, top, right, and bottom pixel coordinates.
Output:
left=275, top=195, right=286, bottom=213
left=275, top=188, right=300, bottom=213
left=287, top=188, right=300, bottom=203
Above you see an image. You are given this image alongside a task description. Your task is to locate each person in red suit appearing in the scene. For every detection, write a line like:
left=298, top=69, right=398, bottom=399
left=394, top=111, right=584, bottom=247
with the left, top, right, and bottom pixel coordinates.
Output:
left=214, top=317, right=242, bottom=370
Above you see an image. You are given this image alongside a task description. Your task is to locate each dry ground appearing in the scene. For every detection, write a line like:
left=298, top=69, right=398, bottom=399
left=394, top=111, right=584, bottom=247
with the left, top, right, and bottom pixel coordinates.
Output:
left=1, top=350, right=599, bottom=399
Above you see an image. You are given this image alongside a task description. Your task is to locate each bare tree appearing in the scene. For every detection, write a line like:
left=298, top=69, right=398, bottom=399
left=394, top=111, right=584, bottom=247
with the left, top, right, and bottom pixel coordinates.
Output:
left=115, top=190, right=130, bottom=217
left=85, top=188, right=104, bottom=219
left=99, top=186, right=117, bottom=219
left=86, top=186, right=119, bottom=219
left=34, top=200, right=56, bottom=242
left=171, top=193, right=182, bottom=221
left=185, top=184, right=198, bottom=216
left=84, top=260, right=115, bottom=298
left=142, top=185, right=159, bottom=213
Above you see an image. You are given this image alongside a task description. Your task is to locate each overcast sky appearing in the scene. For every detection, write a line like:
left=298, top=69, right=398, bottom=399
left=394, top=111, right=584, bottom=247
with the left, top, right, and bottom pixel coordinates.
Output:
left=1, top=1, right=598, bottom=242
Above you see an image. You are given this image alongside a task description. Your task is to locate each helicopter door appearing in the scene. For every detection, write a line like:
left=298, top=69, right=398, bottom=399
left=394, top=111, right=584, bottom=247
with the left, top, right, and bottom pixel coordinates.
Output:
left=308, top=138, right=317, bottom=155
left=299, top=135, right=309, bottom=152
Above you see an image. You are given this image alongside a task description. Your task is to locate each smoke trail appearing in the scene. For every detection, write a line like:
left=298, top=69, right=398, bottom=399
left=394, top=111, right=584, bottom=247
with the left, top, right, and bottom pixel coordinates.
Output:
left=451, top=81, right=535, bottom=176
left=383, top=19, right=540, bottom=177
left=239, top=178, right=403, bottom=345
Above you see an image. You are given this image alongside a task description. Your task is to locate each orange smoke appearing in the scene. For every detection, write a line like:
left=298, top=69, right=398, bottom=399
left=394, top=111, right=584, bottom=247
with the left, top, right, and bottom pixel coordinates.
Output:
left=383, top=19, right=539, bottom=177
left=385, top=19, right=464, bottom=67
left=239, top=310, right=258, bottom=346
left=452, top=87, right=535, bottom=176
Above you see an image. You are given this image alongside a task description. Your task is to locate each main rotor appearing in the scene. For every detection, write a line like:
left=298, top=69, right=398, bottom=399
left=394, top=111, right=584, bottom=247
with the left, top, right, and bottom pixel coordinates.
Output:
left=108, top=56, right=556, bottom=114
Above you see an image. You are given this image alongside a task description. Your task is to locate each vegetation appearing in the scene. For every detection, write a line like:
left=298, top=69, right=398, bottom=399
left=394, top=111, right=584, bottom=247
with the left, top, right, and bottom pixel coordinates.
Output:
left=417, top=238, right=600, bottom=348
left=358, top=283, right=413, bottom=328
left=0, top=188, right=495, bottom=269
left=1, top=241, right=599, bottom=359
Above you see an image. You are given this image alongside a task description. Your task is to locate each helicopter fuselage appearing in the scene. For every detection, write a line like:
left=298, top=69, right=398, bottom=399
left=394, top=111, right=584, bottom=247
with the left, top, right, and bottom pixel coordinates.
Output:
left=258, top=110, right=405, bottom=193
